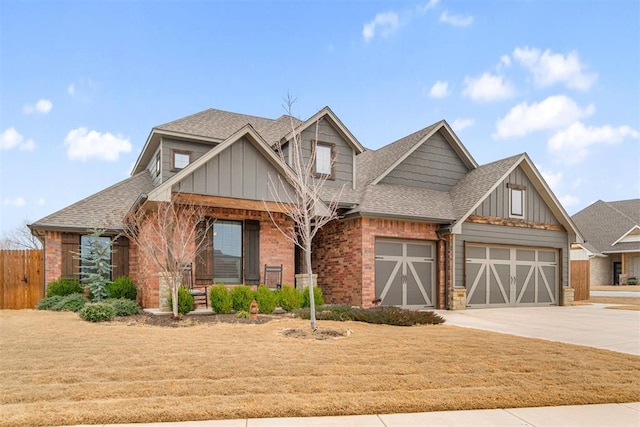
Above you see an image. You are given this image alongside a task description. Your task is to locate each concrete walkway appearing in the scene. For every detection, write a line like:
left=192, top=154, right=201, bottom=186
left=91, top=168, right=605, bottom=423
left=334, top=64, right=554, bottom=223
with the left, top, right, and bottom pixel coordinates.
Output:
left=591, top=290, right=640, bottom=298
left=62, top=402, right=640, bottom=426
left=436, top=304, right=640, bottom=355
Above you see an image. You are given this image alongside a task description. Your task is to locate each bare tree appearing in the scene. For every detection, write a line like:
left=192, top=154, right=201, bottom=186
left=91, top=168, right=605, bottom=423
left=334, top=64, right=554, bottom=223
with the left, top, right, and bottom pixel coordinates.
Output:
left=267, top=97, right=343, bottom=331
left=0, top=220, right=42, bottom=250
left=122, top=195, right=212, bottom=318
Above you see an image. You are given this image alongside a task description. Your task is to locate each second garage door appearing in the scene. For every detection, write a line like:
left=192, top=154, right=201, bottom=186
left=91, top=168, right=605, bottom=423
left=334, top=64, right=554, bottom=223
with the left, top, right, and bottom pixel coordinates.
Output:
left=465, top=244, right=558, bottom=307
left=375, top=239, right=435, bottom=307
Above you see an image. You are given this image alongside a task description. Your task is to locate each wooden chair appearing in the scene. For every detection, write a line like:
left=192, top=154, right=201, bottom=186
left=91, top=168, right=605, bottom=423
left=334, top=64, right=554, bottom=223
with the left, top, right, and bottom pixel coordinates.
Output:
left=264, top=264, right=283, bottom=290
left=182, top=263, right=208, bottom=308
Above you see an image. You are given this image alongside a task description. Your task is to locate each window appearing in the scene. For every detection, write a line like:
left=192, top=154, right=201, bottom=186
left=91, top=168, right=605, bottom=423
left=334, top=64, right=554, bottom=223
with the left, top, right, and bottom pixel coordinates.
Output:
left=171, top=149, right=191, bottom=171
left=213, top=221, right=242, bottom=283
left=509, top=187, right=524, bottom=218
left=314, top=141, right=334, bottom=178
left=154, top=152, right=161, bottom=176
left=80, top=235, right=112, bottom=281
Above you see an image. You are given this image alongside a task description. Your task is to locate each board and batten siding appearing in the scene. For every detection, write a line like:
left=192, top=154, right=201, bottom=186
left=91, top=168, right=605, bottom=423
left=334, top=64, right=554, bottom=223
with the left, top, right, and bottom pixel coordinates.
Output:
left=300, top=120, right=354, bottom=189
left=175, top=136, right=294, bottom=202
left=474, top=166, right=559, bottom=224
left=380, top=130, right=469, bottom=191
left=161, top=138, right=215, bottom=182
left=454, top=222, right=569, bottom=289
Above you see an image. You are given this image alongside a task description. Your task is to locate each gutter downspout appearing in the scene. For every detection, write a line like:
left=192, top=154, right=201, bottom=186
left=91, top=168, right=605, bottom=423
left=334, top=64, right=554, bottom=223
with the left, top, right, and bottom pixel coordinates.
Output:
left=437, top=227, right=452, bottom=310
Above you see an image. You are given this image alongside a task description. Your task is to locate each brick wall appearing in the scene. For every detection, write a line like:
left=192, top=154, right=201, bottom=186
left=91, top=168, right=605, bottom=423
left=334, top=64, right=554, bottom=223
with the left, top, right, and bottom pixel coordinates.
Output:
left=43, top=231, right=62, bottom=285
left=590, top=256, right=614, bottom=286
left=312, top=217, right=363, bottom=306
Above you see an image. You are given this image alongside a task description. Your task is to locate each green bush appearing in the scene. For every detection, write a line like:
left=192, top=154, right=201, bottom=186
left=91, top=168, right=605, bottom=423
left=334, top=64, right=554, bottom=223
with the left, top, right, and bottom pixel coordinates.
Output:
left=53, top=293, right=87, bottom=312
left=278, top=285, right=304, bottom=312
left=36, top=295, right=64, bottom=310
left=295, top=305, right=445, bottom=326
left=301, top=286, right=324, bottom=308
left=209, top=285, right=233, bottom=314
left=106, top=276, right=137, bottom=300
left=46, top=278, right=83, bottom=297
left=167, top=286, right=195, bottom=315
left=79, top=303, right=116, bottom=322
left=235, top=310, right=250, bottom=319
left=255, top=285, right=278, bottom=314
left=231, top=285, right=255, bottom=312
left=109, top=298, right=141, bottom=316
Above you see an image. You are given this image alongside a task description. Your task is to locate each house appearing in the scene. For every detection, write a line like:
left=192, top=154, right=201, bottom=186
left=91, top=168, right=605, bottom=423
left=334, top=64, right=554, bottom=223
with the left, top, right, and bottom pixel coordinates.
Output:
left=571, top=199, right=640, bottom=286
left=29, top=106, right=582, bottom=310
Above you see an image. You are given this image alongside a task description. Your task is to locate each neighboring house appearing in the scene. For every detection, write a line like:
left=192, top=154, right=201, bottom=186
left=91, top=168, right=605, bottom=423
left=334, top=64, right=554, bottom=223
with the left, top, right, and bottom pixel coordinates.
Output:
left=29, top=107, right=582, bottom=310
left=571, top=199, right=640, bottom=285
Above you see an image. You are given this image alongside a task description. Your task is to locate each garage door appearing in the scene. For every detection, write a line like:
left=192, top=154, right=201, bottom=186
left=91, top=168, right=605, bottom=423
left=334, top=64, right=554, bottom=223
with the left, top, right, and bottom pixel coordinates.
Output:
left=375, top=239, right=435, bottom=307
left=466, top=244, right=558, bottom=307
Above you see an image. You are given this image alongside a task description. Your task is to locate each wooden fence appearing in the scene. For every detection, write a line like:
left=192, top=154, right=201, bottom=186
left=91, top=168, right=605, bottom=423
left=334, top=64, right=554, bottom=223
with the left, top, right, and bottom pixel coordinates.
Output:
left=0, top=250, right=44, bottom=309
left=570, top=260, right=590, bottom=301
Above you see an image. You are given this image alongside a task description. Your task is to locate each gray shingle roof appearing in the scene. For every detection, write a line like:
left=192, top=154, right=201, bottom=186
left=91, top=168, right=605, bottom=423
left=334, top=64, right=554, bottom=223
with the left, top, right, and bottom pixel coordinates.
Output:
left=348, top=183, right=455, bottom=221
left=156, top=109, right=301, bottom=145
left=450, top=154, right=522, bottom=217
left=572, top=199, right=640, bottom=253
left=30, top=171, right=154, bottom=233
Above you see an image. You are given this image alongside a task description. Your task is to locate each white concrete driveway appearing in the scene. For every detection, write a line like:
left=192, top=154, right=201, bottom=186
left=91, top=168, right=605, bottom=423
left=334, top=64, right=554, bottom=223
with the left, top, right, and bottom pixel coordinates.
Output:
left=438, top=304, right=640, bottom=356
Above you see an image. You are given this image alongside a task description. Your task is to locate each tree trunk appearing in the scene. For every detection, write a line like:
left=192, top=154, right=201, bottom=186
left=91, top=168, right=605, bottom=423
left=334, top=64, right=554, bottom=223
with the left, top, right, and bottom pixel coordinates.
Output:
left=305, top=243, right=317, bottom=331
left=171, top=273, right=179, bottom=318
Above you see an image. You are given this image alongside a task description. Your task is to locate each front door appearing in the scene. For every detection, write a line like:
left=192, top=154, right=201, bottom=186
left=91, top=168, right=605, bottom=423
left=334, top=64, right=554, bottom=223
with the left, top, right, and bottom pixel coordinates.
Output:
left=375, top=239, right=435, bottom=307
left=613, top=262, right=622, bottom=285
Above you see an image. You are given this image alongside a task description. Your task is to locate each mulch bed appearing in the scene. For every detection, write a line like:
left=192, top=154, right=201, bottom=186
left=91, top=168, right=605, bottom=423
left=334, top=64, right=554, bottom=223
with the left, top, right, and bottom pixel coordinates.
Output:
left=113, top=312, right=284, bottom=327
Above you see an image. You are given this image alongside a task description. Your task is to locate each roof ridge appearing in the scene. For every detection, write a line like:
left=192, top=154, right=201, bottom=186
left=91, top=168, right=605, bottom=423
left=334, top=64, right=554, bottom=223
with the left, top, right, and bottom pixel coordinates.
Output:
left=155, top=108, right=275, bottom=130
left=604, top=200, right=637, bottom=224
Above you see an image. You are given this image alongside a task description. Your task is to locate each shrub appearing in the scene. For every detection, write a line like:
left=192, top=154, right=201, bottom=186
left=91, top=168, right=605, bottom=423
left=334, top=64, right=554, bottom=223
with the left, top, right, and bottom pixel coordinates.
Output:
left=46, top=278, right=83, bottom=297
left=53, top=293, right=87, bottom=312
left=79, top=303, right=116, bottom=322
left=235, top=310, right=250, bottom=319
left=167, top=286, right=194, bottom=315
left=36, top=295, right=64, bottom=310
left=278, top=285, right=303, bottom=312
left=106, top=276, right=137, bottom=300
left=231, top=285, right=255, bottom=312
left=295, top=305, right=445, bottom=326
left=109, top=298, right=141, bottom=316
left=255, top=285, right=277, bottom=314
left=209, top=285, right=233, bottom=314
left=301, top=286, right=324, bottom=308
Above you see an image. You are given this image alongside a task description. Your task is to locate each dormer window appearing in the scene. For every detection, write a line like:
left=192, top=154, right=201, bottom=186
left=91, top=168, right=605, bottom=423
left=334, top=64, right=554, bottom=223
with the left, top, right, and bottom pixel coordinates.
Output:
left=154, top=152, right=161, bottom=176
left=171, top=149, right=191, bottom=171
left=313, top=141, right=334, bottom=179
left=507, top=183, right=526, bottom=218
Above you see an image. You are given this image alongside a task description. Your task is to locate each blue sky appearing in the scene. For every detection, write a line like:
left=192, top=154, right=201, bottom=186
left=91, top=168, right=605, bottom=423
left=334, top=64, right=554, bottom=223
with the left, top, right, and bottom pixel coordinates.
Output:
left=1, top=0, right=639, bottom=235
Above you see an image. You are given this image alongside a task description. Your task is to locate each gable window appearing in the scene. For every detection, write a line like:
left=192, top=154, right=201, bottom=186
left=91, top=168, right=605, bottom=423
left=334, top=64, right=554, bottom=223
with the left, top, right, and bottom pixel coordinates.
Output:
left=171, top=149, right=191, bottom=171
left=314, top=141, right=334, bottom=178
left=508, top=183, right=526, bottom=218
left=154, top=152, right=161, bottom=176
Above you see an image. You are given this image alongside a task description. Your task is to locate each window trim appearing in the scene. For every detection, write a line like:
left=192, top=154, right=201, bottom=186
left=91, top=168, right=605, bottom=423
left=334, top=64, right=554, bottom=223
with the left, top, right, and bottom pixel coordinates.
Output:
left=154, top=152, right=161, bottom=177
left=312, top=140, right=335, bottom=180
left=507, top=183, right=526, bottom=218
left=170, top=149, right=192, bottom=172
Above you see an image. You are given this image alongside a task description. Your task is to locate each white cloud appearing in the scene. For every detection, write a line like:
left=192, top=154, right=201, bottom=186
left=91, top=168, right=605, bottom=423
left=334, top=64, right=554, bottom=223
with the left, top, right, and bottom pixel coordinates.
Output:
left=463, top=73, right=515, bottom=102
left=548, top=121, right=639, bottom=164
left=559, top=194, right=580, bottom=207
left=0, top=127, right=36, bottom=151
left=494, top=95, right=595, bottom=139
left=452, top=118, right=474, bottom=131
left=38, top=198, right=45, bottom=206
left=429, top=80, right=449, bottom=98
left=3, top=197, right=26, bottom=207
left=540, top=169, right=563, bottom=192
left=23, top=99, right=53, bottom=114
left=439, top=11, right=473, bottom=27
left=512, top=47, right=597, bottom=91
left=64, top=127, right=132, bottom=162
left=363, top=12, right=399, bottom=42
left=419, top=0, right=439, bottom=13
left=67, top=83, right=75, bottom=96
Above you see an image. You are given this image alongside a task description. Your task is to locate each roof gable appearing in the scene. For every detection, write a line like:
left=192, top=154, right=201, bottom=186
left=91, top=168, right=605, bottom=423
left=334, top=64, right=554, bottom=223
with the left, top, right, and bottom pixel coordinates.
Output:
left=364, top=120, right=477, bottom=188
left=573, top=199, right=640, bottom=253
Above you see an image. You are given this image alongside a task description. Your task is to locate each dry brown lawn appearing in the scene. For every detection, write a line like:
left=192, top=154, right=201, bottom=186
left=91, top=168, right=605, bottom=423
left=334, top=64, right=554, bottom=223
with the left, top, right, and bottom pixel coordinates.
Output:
left=1, top=310, right=639, bottom=427
left=591, top=285, right=640, bottom=292
left=589, top=296, right=640, bottom=310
